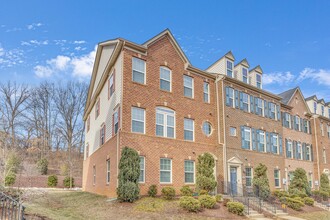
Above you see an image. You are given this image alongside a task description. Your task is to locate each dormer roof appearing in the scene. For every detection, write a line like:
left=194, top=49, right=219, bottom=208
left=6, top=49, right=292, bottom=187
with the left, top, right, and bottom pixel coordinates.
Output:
left=318, top=99, right=325, bottom=104
left=206, top=51, right=235, bottom=71
left=235, top=58, right=250, bottom=68
left=249, top=65, right=263, bottom=74
left=305, top=95, right=318, bottom=102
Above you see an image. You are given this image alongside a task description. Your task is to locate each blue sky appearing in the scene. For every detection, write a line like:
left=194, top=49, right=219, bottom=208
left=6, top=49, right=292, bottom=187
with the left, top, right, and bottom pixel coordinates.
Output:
left=0, top=0, right=330, bottom=100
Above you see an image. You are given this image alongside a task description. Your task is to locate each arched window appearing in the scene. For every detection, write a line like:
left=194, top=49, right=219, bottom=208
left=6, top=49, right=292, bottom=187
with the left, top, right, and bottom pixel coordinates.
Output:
left=156, top=107, right=175, bottom=138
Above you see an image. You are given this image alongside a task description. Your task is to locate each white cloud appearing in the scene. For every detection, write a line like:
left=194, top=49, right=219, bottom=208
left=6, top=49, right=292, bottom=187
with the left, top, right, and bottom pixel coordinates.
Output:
left=71, top=47, right=96, bottom=78
left=34, top=65, right=53, bottom=78
left=27, top=23, right=43, bottom=30
left=0, top=44, right=24, bottom=68
left=298, top=68, right=330, bottom=86
left=47, top=55, right=71, bottom=70
left=73, top=40, right=86, bottom=44
left=263, top=71, right=295, bottom=85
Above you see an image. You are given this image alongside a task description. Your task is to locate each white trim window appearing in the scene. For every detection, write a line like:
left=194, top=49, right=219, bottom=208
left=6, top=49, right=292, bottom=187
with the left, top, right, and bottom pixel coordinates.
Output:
left=242, top=93, right=250, bottom=112
left=160, top=158, right=172, bottom=183
left=297, top=142, right=302, bottom=160
left=203, top=121, right=212, bottom=136
left=284, top=113, right=291, bottom=128
left=183, top=75, right=194, bottom=98
left=327, top=124, right=330, bottom=138
left=245, top=167, right=253, bottom=187
left=227, top=87, right=234, bottom=107
left=274, top=169, right=280, bottom=188
left=321, top=105, right=325, bottom=116
left=258, top=130, right=266, bottom=152
left=160, top=67, right=171, bottom=92
left=256, top=73, right=262, bottom=89
left=321, top=123, right=324, bottom=136
left=184, top=118, right=194, bottom=141
left=295, top=116, right=301, bottom=131
left=272, top=134, right=279, bottom=154
left=314, top=102, right=317, bottom=114
left=308, top=173, right=313, bottom=188
left=257, top=98, right=263, bottom=116
left=230, top=127, right=237, bottom=137
left=131, top=107, right=145, bottom=134
left=323, top=149, right=327, bottom=163
left=242, top=68, right=248, bottom=83
left=306, top=145, right=311, bottom=161
left=226, top=60, right=233, bottom=78
left=106, top=159, right=110, bottom=184
left=287, top=141, right=293, bottom=158
left=242, top=127, right=251, bottom=149
left=109, top=74, right=114, bottom=97
left=113, top=110, right=119, bottom=135
left=100, top=124, right=105, bottom=146
left=132, top=57, right=146, bottom=84
left=156, top=107, right=175, bottom=138
left=184, top=160, right=195, bottom=183
left=203, top=82, right=210, bottom=103
left=270, top=103, right=276, bottom=119
left=139, top=156, right=145, bottom=183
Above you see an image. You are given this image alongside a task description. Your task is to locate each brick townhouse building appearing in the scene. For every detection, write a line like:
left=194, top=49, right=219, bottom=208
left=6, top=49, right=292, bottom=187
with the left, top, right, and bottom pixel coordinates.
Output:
left=82, top=29, right=330, bottom=197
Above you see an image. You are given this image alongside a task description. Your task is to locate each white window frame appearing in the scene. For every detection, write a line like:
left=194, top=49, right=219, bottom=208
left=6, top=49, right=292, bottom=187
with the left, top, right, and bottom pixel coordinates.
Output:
left=273, top=134, right=279, bottom=154
left=323, top=149, right=327, bottom=163
left=114, top=110, right=119, bottom=135
left=245, top=167, right=253, bottom=187
left=226, top=60, right=233, bottom=78
left=183, top=75, right=194, bottom=98
left=285, top=113, right=291, bottom=128
left=242, top=68, right=248, bottom=83
left=184, top=160, right=195, bottom=184
left=230, top=127, right=237, bottom=137
left=160, top=66, right=171, bottom=92
left=132, top=57, right=146, bottom=84
left=259, top=130, right=266, bottom=152
left=184, top=118, right=194, bottom=141
left=203, top=82, right=210, bottom=103
left=314, top=102, right=317, bottom=114
left=306, top=145, right=311, bottom=161
left=109, top=74, right=114, bottom=97
left=274, top=169, right=281, bottom=188
left=156, top=107, right=175, bottom=138
left=287, top=141, right=293, bottom=158
left=131, top=107, right=145, bottom=134
left=256, top=73, right=262, bottom=89
left=100, top=124, right=105, bottom=146
left=243, top=127, right=252, bottom=150
left=297, top=142, right=302, bottom=160
left=242, top=93, right=250, bottom=112
left=106, top=159, right=110, bottom=184
left=160, top=158, right=172, bottom=184
left=228, top=88, right=234, bottom=107
left=139, top=156, right=145, bottom=183
left=308, top=173, right=313, bottom=188
left=270, top=103, right=276, bottom=119
left=257, top=98, right=263, bottom=116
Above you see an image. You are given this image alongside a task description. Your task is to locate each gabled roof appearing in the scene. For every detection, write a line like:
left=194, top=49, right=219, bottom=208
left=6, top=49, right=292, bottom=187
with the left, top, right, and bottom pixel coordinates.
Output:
left=278, top=87, right=312, bottom=114
left=206, top=51, right=235, bottom=71
left=318, top=99, right=325, bottom=104
left=235, top=58, right=250, bottom=68
left=305, top=95, right=318, bottom=102
left=249, top=65, right=263, bottom=74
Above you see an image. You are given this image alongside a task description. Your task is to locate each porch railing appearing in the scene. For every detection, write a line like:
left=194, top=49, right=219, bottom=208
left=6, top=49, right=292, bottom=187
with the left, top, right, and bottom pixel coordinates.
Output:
left=0, top=191, right=25, bottom=220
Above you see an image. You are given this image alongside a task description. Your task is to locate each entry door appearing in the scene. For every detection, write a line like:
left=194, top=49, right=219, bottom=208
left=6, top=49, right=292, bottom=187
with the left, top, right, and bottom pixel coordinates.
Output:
left=230, top=167, right=238, bottom=195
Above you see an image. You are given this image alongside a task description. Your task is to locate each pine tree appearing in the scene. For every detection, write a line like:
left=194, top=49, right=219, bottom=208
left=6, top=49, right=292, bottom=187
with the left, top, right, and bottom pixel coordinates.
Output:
left=196, top=152, right=217, bottom=192
left=116, top=147, right=140, bottom=202
left=288, top=168, right=311, bottom=196
left=252, top=163, right=270, bottom=199
left=320, top=173, right=330, bottom=193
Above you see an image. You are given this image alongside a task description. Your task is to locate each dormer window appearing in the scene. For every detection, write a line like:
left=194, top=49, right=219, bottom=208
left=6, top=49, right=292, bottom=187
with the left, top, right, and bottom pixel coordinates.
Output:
left=242, top=68, right=248, bottom=83
left=226, top=60, right=233, bottom=78
left=256, top=74, right=262, bottom=89
left=314, top=102, right=317, bottom=114
left=328, top=108, right=330, bottom=118
left=321, top=105, right=325, bottom=116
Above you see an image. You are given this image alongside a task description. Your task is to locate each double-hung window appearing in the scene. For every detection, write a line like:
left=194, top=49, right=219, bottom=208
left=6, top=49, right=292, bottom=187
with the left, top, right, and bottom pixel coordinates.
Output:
left=131, top=107, right=145, bottom=134
left=160, top=67, right=171, bottom=91
left=287, top=141, right=293, bottom=158
left=184, top=160, right=195, bottom=183
left=203, top=82, right=210, bottom=103
left=242, top=127, right=251, bottom=149
left=297, top=142, right=302, bottom=159
left=258, top=130, right=265, bottom=152
left=109, top=74, right=115, bottom=98
left=294, top=116, right=300, bottom=131
left=139, top=156, right=145, bottom=183
left=306, top=145, right=311, bottom=161
left=323, top=149, right=326, bottom=163
left=242, top=93, right=249, bottom=112
left=183, top=75, right=194, bottom=98
left=269, top=103, right=276, bottom=119
left=226, top=60, right=233, bottom=78
left=245, top=167, right=252, bottom=187
left=327, top=125, right=330, bottom=138
left=132, top=57, right=146, bottom=84
left=106, top=159, right=110, bottom=184
left=100, top=124, right=105, bottom=146
left=256, top=74, right=262, bottom=89
left=226, top=87, right=234, bottom=107
left=322, top=105, right=325, bottom=116
left=274, top=169, right=280, bottom=187
left=160, top=158, right=172, bottom=183
left=95, top=99, right=100, bottom=119
left=156, top=107, right=175, bottom=138
left=257, top=98, right=263, bottom=116
left=113, top=110, right=119, bottom=135
left=184, top=118, right=194, bottom=141
left=284, top=113, right=291, bottom=128
left=242, top=68, right=248, bottom=83
left=314, top=102, right=317, bottom=114
left=272, top=134, right=279, bottom=154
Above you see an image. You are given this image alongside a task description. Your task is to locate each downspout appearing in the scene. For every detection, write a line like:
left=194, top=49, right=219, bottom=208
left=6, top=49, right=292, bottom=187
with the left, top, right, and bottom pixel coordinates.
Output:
left=313, top=116, right=320, bottom=186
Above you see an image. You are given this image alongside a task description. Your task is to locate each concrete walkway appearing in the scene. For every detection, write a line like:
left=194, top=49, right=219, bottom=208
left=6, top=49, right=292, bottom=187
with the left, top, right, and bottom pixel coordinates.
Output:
left=278, top=216, right=306, bottom=220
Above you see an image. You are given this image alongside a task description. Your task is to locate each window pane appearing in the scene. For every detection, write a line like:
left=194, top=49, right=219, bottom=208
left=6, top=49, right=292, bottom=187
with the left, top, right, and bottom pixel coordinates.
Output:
left=133, top=57, right=145, bottom=72
left=160, top=80, right=170, bottom=91
left=185, top=173, right=194, bottom=183
left=133, top=70, right=145, bottom=84
left=167, top=127, right=174, bottom=138
left=167, top=115, right=174, bottom=126
left=185, top=161, right=194, bottom=172
left=156, top=125, right=164, bottom=136
left=160, top=68, right=171, bottom=81
left=184, top=87, right=192, bottom=97
left=156, top=113, right=164, bottom=125
left=139, top=157, right=144, bottom=182
left=184, top=76, right=192, bottom=88
left=184, top=119, right=194, bottom=130
left=203, top=122, right=212, bottom=136
left=132, top=121, right=144, bottom=133
left=160, top=171, right=170, bottom=182
left=132, top=108, right=145, bottom=121
left=184, top=130, right=193, bottom=140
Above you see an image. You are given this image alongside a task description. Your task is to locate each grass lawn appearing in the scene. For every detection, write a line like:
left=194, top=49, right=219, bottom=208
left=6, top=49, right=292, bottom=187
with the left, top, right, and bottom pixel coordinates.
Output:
left=23, top=189, right=242, bottom=220
left=295, top=211, right=330, bottom=220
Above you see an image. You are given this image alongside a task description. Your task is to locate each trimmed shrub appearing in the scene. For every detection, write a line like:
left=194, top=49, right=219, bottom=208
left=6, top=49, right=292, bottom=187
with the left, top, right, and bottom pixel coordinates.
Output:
left=116, top=147, right=140, bottom=202
left=198, top=195, right=216, bottom=209
left=252, top=163, right=270, bottom=199
left=179, top=196, right=201, bottom=212
left=63, top=176, right=75, bottom=188
left=180, top=186, right=193, bottom=197
left=161, top=187, right=176, bottom=200
left=286, top=197, right=304, bottom=211
left=148, top=185, right=157, bottom=197
left=199, top=189, right=208, bottom=196
left=273, top=190, right=289, bottom=198
left=196, top=153, right=217, bottom=192
left=319, top=190, right=329, bottom=201
left=227, top=201, right=244, bottom=216
left=5, top=172, right=16, bottom=186
left=47, top=175, right=58, bottom=187
left=215, top=194, right=222, bottom=203
left=320, top=173, right=330, bottom=193
left=36, top=158, right=48, bottom=175
left=304, top=197, right=314, bottom=206
left=293, top=196, right=304, bottom=203
left=223, top=198, right=230, bottom=206
left=288, top=168, right=311, bottom=196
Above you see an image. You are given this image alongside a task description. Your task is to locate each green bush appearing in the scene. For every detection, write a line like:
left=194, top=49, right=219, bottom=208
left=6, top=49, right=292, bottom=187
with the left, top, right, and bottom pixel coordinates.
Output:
left=320, top=190, right=329, bottom=201
left=227, top=201, right=244, bottom=215
left=63, top=176, right=75, bottom=188
left=286, top=197, right=304, bottom=211
left=252, top=163, right=270, bottom=199
left=148, top=185, right=157, bottom=197
left=215, top=194, right=222, bottom=202
left=289, top=188, right=307, bottom=198
left=288, top=168, right=311, bottom=196
left=5, top=172, right=16, bottom=186
left=293, top=196, right=304, bottom=203
left=47, top=175, right=58, bottom=187
left=161, top=187, right=176, bottom=200
left=199, top=189, right=208, bottom=196
left=180, top=186, right=193, bottom=196
left=196, top=153, right=217, bottom=192
left=5, top=153, right=21, bottom=174
left=223, top=198, right=230, bottom=206
left=273, top=190, right=289, bottom=198
left=36, top=158, right=48, bottom=175
left=179, top=196, right=201, bottom=212
left=116, top=147, right=140, bottom=202
left=304, top=197, right=314, bottom=206
left=198, top=195, right=216, bottom=209
left=320, top=173, right=330, bottom=193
